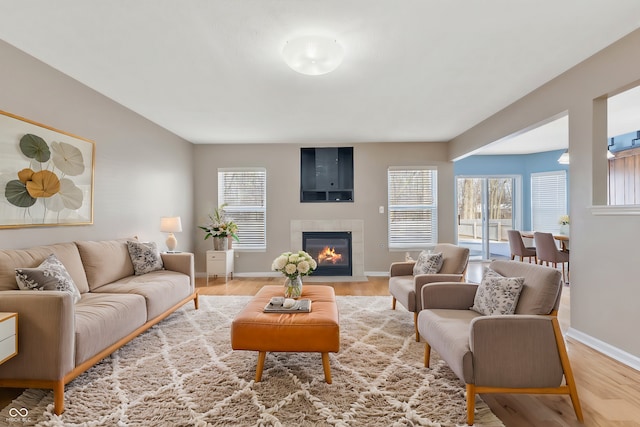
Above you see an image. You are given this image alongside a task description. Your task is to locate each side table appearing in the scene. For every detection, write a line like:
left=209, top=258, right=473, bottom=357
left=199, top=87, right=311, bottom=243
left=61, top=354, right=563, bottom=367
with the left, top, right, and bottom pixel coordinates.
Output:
left=206, top=249, right=234, bottom=283
left=0, top=312, right=18, bottom=365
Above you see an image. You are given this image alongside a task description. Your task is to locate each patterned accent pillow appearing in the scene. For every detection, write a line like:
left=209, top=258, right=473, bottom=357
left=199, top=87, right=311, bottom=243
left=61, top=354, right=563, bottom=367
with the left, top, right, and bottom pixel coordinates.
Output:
left=413, top=251, right=444, bottom=275
left=471, top=269, right=524, bottom=316
left=127, top=241, right=164, bottom=275
left=15, top=253, right=82, bottom=303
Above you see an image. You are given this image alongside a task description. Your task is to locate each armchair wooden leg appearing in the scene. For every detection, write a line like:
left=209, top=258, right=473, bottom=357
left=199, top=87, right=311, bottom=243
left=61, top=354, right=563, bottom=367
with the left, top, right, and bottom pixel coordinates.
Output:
left=53, top=380, right=65, bottom=415
left=194, top=293, right=199, bottom=310
left=414, top=312, right=419, bottom=342
left=551, top=317, right=584, bottom=422
left=424, top=342, right=431, bottom=367
left=392, top=296, right=396, bottom=310
left=466, top=383, right=475, bottom=426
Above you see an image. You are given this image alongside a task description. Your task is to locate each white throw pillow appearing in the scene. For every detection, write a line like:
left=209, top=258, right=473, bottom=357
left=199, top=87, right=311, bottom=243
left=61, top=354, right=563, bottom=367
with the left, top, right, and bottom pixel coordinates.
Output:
left=15, top=253, right=82, bottom=303
left=471, top=268, right=524, bottom=315
left=413, top=251, right=443, bottom=275
left=127, top=241, right=164, bottom=275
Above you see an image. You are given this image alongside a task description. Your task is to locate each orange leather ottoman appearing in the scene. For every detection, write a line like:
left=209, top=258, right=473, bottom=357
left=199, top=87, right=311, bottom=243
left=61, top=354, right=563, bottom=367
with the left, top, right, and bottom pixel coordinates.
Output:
left=231, top=285, right=340, bottom=383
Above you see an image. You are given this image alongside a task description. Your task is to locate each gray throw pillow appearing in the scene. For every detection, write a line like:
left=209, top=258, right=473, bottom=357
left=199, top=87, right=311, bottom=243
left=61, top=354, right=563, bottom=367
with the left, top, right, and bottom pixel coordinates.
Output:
left=127, top=241, right=164, bottom=275
left=15, top=253, right=82, bottom=303
left=413, top=251, right=443, bottom=275
left=471, top=269, right=524, bottom=316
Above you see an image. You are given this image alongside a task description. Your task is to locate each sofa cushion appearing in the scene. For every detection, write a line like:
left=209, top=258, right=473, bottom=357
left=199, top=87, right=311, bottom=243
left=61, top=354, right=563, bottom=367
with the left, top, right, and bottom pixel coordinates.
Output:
left=15, top=253, right=81, bottom=303
left=0, top=243, right=89, bottom=293
left=74, top=292, right=147, bottom=365
left=126, top=241, right=163, bottom=275
left=471, top=271, right=524, bottom=316
left=388, top=275, right=416, bottom=312
left=413, top=251, right=443, bottom=275
left=417, top=308, right=482, bottom=384
left=76, top=239, right=135, bottom=290
left=92, top=270, right=191, bottom=320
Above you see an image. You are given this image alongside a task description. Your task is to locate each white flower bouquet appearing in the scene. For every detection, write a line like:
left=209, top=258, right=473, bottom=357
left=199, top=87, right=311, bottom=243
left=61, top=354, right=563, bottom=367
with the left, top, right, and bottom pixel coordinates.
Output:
left=271, top=250, right=317, bottom=280
left=559, top=215, right=570, bottom=225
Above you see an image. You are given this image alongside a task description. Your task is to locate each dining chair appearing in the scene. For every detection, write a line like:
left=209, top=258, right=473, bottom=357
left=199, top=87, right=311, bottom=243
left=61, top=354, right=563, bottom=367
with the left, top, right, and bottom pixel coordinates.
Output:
left=534, top=232, right=570, bottom=284
left=507, top=229, right=537, bottom=263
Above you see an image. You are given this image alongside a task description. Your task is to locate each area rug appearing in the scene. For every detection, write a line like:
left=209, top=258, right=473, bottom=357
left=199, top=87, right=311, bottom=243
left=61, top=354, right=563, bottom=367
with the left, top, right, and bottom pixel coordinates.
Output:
left=1, top=296, right=504, bottom=427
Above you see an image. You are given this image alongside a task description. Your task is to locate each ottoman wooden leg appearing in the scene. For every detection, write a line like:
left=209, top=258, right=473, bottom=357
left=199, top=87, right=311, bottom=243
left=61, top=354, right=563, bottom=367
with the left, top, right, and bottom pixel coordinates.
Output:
left=255, top=351, right=266, bottom=382
left=321, top=352, right=332, bottom=384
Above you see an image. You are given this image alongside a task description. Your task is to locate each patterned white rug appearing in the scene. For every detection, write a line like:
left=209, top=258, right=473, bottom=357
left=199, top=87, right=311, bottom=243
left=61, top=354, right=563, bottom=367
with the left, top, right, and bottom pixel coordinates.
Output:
left=1, top=296, right=504, bottom=426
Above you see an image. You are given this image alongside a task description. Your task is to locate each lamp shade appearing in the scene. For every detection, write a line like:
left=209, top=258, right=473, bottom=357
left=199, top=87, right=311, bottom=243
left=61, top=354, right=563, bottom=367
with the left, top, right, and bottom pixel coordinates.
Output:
left=160, top=216, right=182, bottom=233
left=282, top=36, right=344, bottom=76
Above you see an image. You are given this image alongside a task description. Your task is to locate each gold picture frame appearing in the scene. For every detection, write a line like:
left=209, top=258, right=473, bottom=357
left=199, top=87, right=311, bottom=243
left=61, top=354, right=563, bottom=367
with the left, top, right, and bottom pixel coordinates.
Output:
left=0, top=110, right=95, bottom=228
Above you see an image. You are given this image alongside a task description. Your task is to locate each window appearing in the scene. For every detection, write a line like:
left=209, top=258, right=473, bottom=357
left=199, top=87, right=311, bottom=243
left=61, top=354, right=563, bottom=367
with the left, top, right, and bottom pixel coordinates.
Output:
left=388, top=167, right=438, bottom=249
left=218, top=168, right=266, bottom=250
left=531, top=171, right=567, bottom=233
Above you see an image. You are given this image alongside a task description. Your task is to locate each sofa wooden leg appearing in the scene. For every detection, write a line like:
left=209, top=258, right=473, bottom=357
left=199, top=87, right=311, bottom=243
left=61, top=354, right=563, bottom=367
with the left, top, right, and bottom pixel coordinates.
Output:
left=53, top=380, right=65, bottom=415
left=466, top=383, right=475, bottom=426
left=414, top=312, right=419, bottom=342
left=255, top=351, right=266, bottom=382
left=424, top=342, right=431, bottom=367
left=193, top=293, right=199, bottom=310
left=391, top=297, right=396, bottom=310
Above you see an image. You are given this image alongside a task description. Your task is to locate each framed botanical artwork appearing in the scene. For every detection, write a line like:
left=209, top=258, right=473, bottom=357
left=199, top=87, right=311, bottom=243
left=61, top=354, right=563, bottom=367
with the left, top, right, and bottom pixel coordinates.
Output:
left=0, top=110, right=95, bottom=228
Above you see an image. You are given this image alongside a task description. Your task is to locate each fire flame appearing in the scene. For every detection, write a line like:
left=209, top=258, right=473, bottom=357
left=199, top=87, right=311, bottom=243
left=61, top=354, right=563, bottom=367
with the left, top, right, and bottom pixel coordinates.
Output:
left=318, top=246, right=343, bottom=264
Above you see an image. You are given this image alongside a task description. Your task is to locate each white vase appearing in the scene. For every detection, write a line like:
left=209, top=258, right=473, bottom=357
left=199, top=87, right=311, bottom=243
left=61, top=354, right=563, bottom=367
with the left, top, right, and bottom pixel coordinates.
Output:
left=559, top=224, right=570, bottom=236
left=284, top=275, right=303, bottom=299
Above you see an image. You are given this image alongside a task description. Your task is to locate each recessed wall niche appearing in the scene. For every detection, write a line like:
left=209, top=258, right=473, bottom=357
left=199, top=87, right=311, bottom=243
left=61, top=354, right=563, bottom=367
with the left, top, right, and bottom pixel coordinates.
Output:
left=300, top=147, right=353, bottom=202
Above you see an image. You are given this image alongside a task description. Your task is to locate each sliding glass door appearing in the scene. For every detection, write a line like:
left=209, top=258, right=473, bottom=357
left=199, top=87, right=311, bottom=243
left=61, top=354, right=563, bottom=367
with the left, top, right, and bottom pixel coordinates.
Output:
left=456, top=176, right=518, bottom=260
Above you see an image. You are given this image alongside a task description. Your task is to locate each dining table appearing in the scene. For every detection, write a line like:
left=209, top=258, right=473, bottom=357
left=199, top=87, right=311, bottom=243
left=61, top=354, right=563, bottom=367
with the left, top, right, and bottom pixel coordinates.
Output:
left=520, top=231, right=569, bottom=252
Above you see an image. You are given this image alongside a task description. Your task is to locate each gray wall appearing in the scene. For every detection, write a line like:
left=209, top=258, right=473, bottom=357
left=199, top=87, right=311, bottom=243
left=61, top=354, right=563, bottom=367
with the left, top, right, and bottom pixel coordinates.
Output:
left=193, top=142, right=454, bottom=275
left=450, top=29, right=640, bottom=363
left=0, top=40, right=195, bottom=250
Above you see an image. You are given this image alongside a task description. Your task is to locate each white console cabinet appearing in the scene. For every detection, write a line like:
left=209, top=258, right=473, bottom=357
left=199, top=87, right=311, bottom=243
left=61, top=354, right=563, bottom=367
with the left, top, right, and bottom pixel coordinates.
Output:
left=206, top=249, right=234, bottom=283
left=0, top=312, right=17, bottom=365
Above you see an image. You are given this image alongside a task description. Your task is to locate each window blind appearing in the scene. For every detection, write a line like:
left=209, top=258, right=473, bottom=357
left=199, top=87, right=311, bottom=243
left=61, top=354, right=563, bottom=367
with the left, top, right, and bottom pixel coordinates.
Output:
left=218, top=168, right=266, bottom=250
left=388, top=167, right=438, bottom=249
left=531, top=171, right=567, bottom=233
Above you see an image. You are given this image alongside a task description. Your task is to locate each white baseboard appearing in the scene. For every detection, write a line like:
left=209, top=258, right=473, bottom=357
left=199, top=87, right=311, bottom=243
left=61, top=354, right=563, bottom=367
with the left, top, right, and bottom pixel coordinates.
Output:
left=364, top=271, right=389, bottom=277
left=203, top=271, right=391, bottom=278
left=566, top=327, right=640, bottom=372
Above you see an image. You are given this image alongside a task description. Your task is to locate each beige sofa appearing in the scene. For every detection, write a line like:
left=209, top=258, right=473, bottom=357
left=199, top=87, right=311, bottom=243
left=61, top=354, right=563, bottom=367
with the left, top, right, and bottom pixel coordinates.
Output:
left=0, top=238, right=199, bottom=415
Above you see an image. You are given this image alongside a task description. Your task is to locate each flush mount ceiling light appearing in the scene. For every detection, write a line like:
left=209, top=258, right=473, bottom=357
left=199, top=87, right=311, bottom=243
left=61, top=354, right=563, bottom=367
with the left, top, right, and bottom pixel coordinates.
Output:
left=282, top=36, right=344, bottom=76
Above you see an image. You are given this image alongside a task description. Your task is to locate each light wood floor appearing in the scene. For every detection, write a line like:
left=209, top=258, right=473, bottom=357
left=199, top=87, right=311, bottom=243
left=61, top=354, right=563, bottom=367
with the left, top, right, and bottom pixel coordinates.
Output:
left=3, top=263, right=640, bottom=426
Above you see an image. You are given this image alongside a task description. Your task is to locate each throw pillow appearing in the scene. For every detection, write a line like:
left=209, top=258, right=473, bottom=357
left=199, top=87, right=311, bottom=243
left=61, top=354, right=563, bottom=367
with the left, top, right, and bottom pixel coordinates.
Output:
left=413, top=251, right=443, bottom=275
left=15, top=253, right=82, bottom=303
left=127, top=241, right=164, bottom=275
left=471, top=270, right=524, bottom=316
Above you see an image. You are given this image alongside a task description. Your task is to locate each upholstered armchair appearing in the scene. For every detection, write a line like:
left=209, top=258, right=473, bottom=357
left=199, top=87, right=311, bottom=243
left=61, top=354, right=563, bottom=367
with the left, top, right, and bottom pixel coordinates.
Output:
left=417, top=260, right=583, bottom=426
left=389, top=243, right=469, bottom=341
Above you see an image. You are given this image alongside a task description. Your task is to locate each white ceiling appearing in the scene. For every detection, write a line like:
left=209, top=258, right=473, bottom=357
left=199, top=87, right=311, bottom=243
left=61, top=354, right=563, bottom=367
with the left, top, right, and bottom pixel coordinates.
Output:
left=1, top=1, right=640, bottom=154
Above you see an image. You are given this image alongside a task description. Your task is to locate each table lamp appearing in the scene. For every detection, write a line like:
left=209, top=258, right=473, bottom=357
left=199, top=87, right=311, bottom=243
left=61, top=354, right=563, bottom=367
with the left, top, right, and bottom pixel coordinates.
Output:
left=160, top=216, right=182, bottom=252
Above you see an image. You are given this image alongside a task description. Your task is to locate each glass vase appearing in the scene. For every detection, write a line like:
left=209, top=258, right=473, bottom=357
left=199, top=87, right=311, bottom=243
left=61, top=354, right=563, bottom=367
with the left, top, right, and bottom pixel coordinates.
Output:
left=284, top=275, right=303, bottom=299
left=213, top=236, right=228, bottom=251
